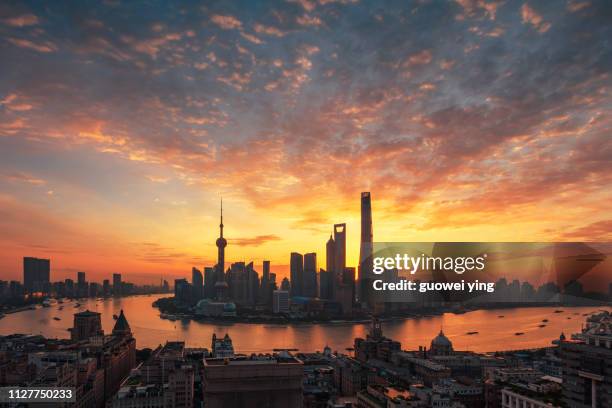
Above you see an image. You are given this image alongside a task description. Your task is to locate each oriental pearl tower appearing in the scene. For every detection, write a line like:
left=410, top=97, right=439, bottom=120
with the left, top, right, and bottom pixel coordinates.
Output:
left=214, top=198, right=229, bottom=300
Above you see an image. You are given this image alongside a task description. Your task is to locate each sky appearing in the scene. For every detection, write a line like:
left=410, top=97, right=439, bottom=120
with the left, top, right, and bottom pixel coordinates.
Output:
left=0, top=0, right=610, bottom=284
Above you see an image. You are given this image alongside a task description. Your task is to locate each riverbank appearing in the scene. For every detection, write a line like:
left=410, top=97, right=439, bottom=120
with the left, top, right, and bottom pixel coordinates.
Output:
left=152, top=295, right=611, bottom=326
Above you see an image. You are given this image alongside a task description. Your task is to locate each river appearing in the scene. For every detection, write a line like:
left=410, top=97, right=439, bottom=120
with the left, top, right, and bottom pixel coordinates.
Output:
left=0, top=294, right=608, bottom=353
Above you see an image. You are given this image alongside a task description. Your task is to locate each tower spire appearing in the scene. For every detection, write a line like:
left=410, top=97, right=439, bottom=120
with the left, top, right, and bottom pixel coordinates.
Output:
left=220, top=197, right=224, bottom=238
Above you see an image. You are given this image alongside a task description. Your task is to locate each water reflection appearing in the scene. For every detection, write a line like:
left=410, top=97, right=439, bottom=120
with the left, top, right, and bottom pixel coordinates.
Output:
left=0, top=294, right=608, bottom=353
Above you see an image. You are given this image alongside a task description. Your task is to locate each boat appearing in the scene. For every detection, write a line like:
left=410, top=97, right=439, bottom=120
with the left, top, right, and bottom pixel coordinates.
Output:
left=538, top=324, right=546, bottom=328
left=541, top=319, right=548, bottom=322
left=42, top=300, right=51, bottom=308
left=554, top=310, right=563, bottom=313
left=53, top=317, right=61, bottom=321
left=58, top=306, right=64, bottom=310
left=466, top=331, right=479, bottom=335
left=515, top=332, right=525, bottom=336
left=498, top=315, right=504, bottom=318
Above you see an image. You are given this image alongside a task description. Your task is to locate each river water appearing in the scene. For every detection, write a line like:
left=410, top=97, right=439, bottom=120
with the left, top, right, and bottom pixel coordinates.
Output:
left=0, top=294, right=607, bottom=353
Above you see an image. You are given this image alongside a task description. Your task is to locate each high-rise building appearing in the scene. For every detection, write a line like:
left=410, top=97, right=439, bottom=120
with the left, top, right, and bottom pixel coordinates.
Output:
left=192, top=267, right=203, bottom=300
left=174, top=279, right=192, bottom=304
left=273, top=290, right=290, bottom=314
left=303, top=252, right=317, bottom=298
left=280, top=277, right=291, bottom=292
left=259, top=260, right=272, bottom=305
left=113, top=273, right=122, bottom=296
left=23, top=257, right=50, bottom=293
left=214, top=199, right=229, bottom=300
left=319, top=269, right=332, bottom=300
left=326, top=235, right=335, bottom=273
left=103, top=279, right=110, bottom=297
left=77, top=271, right=88, bottom=298
left=333, top=224, right=346, bottom=286
left=359, top=192, right=374, bottom=307
left=290, top=252, right=304, bottom=297
left=71, top=310, right=103, bottom=341
left=227, top=262, right=259, bottom=305
left=204, top=267, right=215, bottom=299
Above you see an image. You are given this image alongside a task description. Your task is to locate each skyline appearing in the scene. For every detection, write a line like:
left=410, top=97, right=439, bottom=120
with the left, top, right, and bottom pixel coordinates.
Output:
left=1, top=1, right=611, bottom=283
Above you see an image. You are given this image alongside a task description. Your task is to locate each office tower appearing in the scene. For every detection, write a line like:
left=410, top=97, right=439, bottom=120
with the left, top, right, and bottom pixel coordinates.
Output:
left=77, top=271, right=87, bottom=298
left=228, top=262, right=259, bottom=305
left=326, top=235, right=335, bottom=298
left=192, top=267, right=203, bottom=300
left=214, top=199, right=229, bottom=300
left=102, top=279, right=110, bottom=296
left=204, top=267, right=215, bottom=299
left=64, top=278, right=74, bottom=297
left=113, top=273, right=122, bottom=296
left=262, top=260, right=270, bottom=284
left=23, top=256, right=50, bottom=293
left=259, top=260, right=272, bottom=305
left=280, top=277, right=291, bottom=291
left=89, top=282, right=100, bottom=297
left=174, top=279, right=192, bottom=304
left=71, top=310, right=103, bottom=341
left=303, top=252, right=317, bottom=298
left=359, top=192, right=374, bottom=307
left=326, top=235, right=335, bottom=273
left=333, top=224, right=346, bottom=284
left=343, top=267, right=356, bottom=306
left=273, top=290, right=290, bottom=313
left=290, top=252, right=304, bottom=297
left=319, top=269, right=332, bottom=300
left=203, top=353, right=303, bottom=408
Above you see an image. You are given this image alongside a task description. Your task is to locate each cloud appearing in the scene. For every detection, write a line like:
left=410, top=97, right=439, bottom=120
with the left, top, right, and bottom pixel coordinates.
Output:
left=521, top=3, right=551, bottom=33
left=210, top=14, right=242, bottom=30
left=2, top=14, right=39, bottom=27
left=1, top=172, right=45, bottom=185
left=6, top=37, right=57, bottom=53
left=559, top=220, right=612, bottom=241
left=230, top=235, right=282, bottom=247
left=253, top=23, right=286, bottom=37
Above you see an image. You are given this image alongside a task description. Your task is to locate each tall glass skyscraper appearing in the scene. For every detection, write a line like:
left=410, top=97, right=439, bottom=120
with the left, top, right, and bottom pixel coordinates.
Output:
left=359, top=192, right=374, bottom=307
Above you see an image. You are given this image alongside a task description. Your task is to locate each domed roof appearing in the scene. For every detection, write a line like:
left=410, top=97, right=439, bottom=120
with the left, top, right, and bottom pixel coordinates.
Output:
left=431, top=330, right=452, bottom=347
left=196, top=299, right=211, bottom=307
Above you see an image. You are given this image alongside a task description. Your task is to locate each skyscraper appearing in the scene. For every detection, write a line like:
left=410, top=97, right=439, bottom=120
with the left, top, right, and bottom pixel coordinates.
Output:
left=113, top=273, right=122, bottom=296
left=215, top=199, right=229, bottom=300
left=204, top=267, right=215, bottom=299
left=23, top=257, right=50, bottom=293
left=333, top=223, right=346, bottom=287
left=290, top=252, right=304, bottom=297
left=77, top=271, right=87, bottom=298
left=326, top=235, right=335, bottom=273
left=359, top=192, right=374, bottom=307
left=303, top=252, right=317, bottom=298
left=192, top=267, right=204, bottom=300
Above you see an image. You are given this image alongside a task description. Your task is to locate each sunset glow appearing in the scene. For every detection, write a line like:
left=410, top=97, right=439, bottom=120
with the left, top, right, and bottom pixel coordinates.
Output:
left=0, top=0, right=610, bottom=283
